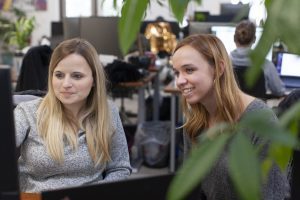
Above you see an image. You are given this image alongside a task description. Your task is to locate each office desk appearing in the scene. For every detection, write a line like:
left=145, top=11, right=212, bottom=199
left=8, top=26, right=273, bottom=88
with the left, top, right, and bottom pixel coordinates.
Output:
left=118, top=72, right=157, bottom=124
left=21, top=193, right=41, bottom=200
left=164, top=81, right=181, bottom=173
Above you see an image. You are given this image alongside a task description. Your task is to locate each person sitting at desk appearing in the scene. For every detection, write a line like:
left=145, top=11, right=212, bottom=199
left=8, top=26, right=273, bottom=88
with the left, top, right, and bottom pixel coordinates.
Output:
left=230, top=20, right=285, bottom=97
left=171, top=34, right=289, bottom=199
left=14, top=38, right=132, bottom=192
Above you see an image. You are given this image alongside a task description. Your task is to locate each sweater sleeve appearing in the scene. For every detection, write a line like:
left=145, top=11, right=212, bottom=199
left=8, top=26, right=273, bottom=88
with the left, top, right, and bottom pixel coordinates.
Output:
left=263, top=61, right=285, bottom=96
left=103, top=101, right=132, bottom=181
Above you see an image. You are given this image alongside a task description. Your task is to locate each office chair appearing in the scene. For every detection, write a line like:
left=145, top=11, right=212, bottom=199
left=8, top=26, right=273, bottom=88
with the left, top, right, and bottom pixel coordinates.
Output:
left=276, top=89, right=300, bottom=199
left=105, top=60, right=144, bottom=125
left=15, top=45, right=52, bottom=92
left=233, top=66, right=267, bottom=100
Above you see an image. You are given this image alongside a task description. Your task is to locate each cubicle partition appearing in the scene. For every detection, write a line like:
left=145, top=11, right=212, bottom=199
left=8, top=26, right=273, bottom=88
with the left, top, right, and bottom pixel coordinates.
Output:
left=63, top=17, right=123, bottom=59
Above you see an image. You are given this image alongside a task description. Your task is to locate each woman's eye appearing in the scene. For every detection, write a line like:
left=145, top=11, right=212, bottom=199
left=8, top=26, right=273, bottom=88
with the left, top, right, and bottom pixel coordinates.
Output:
left=173, top=71, right=179, bottom=77
left=72, top=73, right=83, bottom=79
left=186, top=68, right=194, bottom=74
left=54, top=72, right=64, bottom=79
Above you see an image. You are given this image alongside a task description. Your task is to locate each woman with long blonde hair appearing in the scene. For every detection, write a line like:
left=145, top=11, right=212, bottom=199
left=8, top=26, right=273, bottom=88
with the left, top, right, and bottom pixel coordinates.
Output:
left=172, top=34, right=289, bottom=199
left=14, top=38, right=131, bottom=192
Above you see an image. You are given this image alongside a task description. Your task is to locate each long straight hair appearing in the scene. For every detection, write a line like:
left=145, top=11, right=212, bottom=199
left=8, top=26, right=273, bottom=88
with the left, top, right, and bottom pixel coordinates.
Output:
left=173, top=34, right=244, bottom=140
left=37, top=38, right=113, bottom=166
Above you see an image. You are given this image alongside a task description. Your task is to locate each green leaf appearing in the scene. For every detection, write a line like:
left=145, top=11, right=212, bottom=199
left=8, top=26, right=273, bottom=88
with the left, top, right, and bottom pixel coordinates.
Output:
left=167, top=133, right=231, bottom=200
left=228, top=132, right=261, bottom=200
left=118, top=0, right=148, bottom=55
left=261, top=158, right=272, bottom=181
left=269, top=143, right=293, bottom=171
left=168, top=0, right=190, bottom=23
left=239, top=109, right=298, bottom=148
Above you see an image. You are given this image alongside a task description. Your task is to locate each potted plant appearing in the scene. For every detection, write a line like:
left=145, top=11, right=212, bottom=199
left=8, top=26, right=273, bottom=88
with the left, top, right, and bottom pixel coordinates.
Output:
left=0, top=8, right=35, bottom=63
left=0, top=8, right=35, bottom=78
left=6, top=15, right=35, bottom=53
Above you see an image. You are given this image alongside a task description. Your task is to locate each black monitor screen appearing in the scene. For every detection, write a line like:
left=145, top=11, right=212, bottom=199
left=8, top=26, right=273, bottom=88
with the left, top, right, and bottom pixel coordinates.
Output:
left=0, top=68, right=19, bottom=200
left=51, top=21, right=64, bottom=37
left=220, top=3, right=250, bottom=16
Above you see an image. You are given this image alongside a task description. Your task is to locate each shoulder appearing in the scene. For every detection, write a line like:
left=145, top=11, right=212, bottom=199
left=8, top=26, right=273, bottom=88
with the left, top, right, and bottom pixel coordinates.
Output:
left=242, top=98, right=278, bottom=123
left=15, top=98, right=42, bottom=111
left=245, top=98, right=269, bottom=112
left=14, top=98, right=42, bottom=123
left=107, top=99, right=119, bottom=113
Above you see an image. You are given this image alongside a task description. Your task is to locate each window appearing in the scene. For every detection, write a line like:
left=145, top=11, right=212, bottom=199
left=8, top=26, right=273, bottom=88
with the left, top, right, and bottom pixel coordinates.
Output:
left=97, top=0, right=122, bottom=16
left=64, top=0, right=92, bottom=17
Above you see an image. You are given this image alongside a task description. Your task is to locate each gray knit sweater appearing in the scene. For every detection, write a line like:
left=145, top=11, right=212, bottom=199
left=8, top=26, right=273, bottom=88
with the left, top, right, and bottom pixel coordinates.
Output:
left=183, top=99, right=290, bottom=200
left=14, top=98, right=131, bottom=193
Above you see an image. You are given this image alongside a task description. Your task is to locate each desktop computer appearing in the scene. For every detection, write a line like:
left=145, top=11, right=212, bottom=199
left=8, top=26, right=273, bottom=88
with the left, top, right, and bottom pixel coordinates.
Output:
left=0, top=68, right=20, bottom=200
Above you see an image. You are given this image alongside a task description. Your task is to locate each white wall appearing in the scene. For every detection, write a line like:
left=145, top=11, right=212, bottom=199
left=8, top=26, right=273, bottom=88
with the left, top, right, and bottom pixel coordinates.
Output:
left=28, top=0, right=231, bottom=45
left=28, top=0, right=60, bottom=45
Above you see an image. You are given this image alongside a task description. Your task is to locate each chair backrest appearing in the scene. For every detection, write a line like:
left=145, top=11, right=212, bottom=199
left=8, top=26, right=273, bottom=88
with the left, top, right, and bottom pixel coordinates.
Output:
left=15, top=45, right=52, bottom=92
left=233, top=66, right=266, bottom=99
left=277, top=89, right=300, bottom=199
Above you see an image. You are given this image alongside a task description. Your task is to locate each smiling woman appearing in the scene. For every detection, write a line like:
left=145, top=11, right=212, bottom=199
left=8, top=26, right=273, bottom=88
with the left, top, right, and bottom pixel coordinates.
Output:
left=170, top=34, right=290, bottom=200
left=14, top=38, right=131, bottom=193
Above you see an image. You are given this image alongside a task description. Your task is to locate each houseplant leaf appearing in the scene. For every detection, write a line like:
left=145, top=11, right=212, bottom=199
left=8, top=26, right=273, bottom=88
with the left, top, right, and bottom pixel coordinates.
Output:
left=228, top=132, right=261, bottom=200
left=239, top=109, right=298, bottom=148
left=168, top=0, right=190, bottom=23
left=118, top=0, right=148, bottom=55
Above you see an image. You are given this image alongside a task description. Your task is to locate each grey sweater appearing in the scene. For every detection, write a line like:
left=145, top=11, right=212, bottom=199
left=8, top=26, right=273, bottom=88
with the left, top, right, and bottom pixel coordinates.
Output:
left=230, top=47, right=285, bottom=97
left=183, top=99, right=290, bottom=200
left=14, top=98, right=131, bottom=192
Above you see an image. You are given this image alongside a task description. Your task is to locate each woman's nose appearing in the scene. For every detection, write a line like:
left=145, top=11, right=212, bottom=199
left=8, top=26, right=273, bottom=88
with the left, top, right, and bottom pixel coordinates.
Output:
left=176, top=74, right=187, bottom=86
left=62, top=77, right=72, bottom=87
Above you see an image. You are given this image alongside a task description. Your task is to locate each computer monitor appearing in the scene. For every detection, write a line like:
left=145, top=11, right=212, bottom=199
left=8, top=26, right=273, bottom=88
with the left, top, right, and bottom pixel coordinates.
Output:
left=0, top=68, right=20, bottom=200
left=211, top=25, right=273, bottom=61
left=276, top=52, right=300, bottom=77
left=42, top=174, right=175, bottom=200
left=220, top=3, right=250, bottom=17
left=276, top=52, right=300, bottom=88
left=51, top=21, right=64, bottom=37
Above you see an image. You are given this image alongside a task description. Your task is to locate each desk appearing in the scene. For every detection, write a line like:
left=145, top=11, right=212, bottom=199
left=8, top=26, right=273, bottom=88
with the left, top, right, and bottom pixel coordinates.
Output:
left=118, top=72, right=157, bottom=124
left=21, top=193, right=41, bottom=200
left=164, top=81, right=181, bottom=173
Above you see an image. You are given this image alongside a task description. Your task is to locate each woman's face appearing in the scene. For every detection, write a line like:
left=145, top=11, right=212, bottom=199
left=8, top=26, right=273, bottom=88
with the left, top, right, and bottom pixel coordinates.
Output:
left=52, top=53, right=94, bottom=111
left=172, top=45, right=215, bottom=105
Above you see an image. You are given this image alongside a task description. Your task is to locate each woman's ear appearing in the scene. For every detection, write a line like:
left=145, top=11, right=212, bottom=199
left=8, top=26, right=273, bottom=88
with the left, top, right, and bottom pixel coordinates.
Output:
left=218, top=60, right=225, bottom=78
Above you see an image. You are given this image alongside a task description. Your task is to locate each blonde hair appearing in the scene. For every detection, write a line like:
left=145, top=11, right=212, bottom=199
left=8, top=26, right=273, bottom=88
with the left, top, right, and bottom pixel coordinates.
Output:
left=173, top=34, right=244, bottom=140
left=37, top=38, right=113, bottom=166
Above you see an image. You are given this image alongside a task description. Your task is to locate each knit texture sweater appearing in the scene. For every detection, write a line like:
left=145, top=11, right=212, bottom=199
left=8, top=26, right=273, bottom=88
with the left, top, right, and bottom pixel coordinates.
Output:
left=14, top=98, right=131, bottom=192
